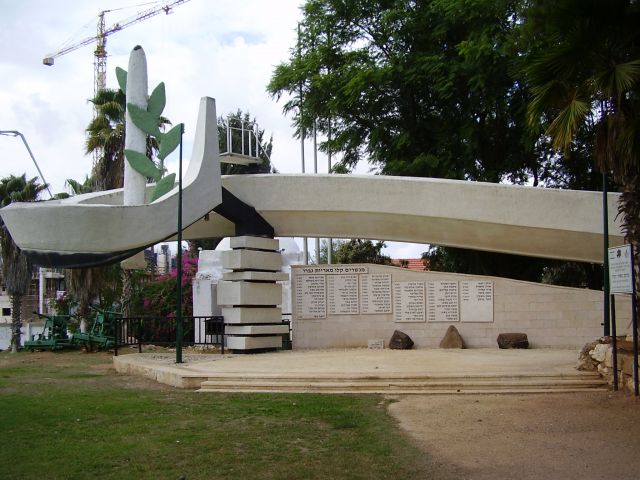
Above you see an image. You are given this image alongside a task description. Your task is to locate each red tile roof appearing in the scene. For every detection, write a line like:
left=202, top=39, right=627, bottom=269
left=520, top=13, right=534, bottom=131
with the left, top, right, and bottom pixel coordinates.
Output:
left=391, top=258, right=428, bottom=271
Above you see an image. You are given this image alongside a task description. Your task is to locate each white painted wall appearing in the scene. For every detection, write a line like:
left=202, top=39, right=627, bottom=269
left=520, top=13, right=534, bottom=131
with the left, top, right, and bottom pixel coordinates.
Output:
left=291, top=264, right=631, bottom=349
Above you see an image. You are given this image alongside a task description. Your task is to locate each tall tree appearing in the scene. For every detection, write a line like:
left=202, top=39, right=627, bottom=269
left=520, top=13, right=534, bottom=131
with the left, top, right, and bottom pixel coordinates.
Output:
left=523, top=0, right=640, bottom=280
left=0, top=175, right=47, bottom=352
left=82, top=85, right=170, bottom=319
left=270, top=0, right=620, bottom=286
left=85, top=87, right=169, bottom=190
left=86, top=88, right=127, bottom=191
left=269, top=0, right=537, bottom=182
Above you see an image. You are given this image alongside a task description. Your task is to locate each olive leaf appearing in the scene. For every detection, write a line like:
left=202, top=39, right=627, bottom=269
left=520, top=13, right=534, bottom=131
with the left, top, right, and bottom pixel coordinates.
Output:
left=148, top=82, right=166, bottom=117
left=158, top=123, right=183, bottom=160
left=116, top=65, right=183, bottom=205
left=150, top=173, right=176, bottom=202
left=124, top=149, right=162, bottom=181
left=116, top=67, right=127, bottom=94
left=127, top=103, right=161, bottom=137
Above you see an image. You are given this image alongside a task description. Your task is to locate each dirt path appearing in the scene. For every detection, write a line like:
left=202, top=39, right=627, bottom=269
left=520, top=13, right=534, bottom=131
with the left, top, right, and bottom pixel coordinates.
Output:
left=388, top=392, right=640, bottom=480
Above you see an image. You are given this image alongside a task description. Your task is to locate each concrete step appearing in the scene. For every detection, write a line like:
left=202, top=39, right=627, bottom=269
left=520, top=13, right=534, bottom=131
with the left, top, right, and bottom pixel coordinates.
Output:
left=198, top=372, right=607, bottom=394
left=196, top=371, right=600, bottom=382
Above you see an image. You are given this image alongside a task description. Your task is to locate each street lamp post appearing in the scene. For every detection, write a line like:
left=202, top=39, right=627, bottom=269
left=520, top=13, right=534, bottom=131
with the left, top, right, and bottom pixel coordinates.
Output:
left=175, top=124, right=185, bottom=364
left=0, top=130, right=54, bottom=198
left=603, top=173, right=610, bottom=337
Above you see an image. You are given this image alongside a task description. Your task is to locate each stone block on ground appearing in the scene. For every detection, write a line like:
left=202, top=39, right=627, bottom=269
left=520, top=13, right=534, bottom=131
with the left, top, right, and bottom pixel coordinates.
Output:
left=589, top=343, right=610, bottom=363
left=439, top=325, right=465, bottom=349
left=577, top=340, right=599, bottom=371
left=497, top=332, right=529, bottom=349
left=389, top=330, right=414, bottom=350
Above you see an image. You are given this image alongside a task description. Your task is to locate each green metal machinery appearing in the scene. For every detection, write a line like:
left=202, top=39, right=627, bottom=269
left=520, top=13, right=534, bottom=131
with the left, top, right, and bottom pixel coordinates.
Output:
left=72, top=307, right=122, bottom=351
left=24, top=312, right=74, bottom=351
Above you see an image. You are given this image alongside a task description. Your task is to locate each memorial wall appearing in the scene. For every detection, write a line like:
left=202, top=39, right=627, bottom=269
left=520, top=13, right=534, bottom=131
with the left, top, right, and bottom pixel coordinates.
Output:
left=291, top=264, right=631, bottom=349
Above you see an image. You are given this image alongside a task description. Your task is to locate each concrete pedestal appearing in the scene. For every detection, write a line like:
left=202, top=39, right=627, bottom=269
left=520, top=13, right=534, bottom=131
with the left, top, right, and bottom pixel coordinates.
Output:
left=217, top=236, right=287, bottom=352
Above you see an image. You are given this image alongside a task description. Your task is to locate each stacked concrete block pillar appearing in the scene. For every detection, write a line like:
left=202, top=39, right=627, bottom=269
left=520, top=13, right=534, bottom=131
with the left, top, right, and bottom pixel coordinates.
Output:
left=217, top=236, right=289, bottom=351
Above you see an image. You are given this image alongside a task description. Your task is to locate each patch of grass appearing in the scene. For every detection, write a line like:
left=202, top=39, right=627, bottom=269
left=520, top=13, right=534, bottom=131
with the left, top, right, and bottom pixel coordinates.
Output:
left=0, top=351, right=444, bottom=480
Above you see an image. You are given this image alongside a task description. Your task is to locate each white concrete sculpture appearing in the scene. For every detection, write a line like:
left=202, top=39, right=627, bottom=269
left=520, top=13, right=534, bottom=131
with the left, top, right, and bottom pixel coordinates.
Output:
left=123, top=46, right=149, bottom=206
left=0, top=46, right=626, bottom=267
left=0, top=47, right=222, bottom=267
left=193, top=237, right=303, bottom=317
left=184, top=174, right=624, bottom=263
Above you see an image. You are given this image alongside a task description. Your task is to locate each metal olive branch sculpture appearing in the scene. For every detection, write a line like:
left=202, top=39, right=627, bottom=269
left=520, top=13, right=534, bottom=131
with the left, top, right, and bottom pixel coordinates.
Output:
left=116, top=66, right=183, bottom=202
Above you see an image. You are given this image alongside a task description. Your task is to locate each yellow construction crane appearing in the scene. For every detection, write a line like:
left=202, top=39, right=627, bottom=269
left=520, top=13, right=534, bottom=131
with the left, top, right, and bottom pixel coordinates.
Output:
left=43, top=0, right=191, bottom=95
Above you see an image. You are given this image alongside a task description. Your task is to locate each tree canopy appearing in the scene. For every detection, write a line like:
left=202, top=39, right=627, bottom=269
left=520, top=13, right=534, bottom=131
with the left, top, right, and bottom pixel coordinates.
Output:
left=523, top=0, right=640, bottom=246
left=269, top=0, right=541, bottom=183
left=269, top=0, right=640, bottom=286
left=330, top=239, right=392, bottom=265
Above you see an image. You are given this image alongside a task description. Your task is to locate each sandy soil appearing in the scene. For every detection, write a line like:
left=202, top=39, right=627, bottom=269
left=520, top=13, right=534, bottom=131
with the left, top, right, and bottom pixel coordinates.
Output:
left=388, top=392, right=640, bottom=480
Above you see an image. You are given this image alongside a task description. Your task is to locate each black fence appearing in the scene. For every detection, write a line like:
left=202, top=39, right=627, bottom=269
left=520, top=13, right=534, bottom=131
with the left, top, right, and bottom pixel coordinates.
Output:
left=114, top=316, right=225, bottom=356
left=114, top=316, right=292, bottom=355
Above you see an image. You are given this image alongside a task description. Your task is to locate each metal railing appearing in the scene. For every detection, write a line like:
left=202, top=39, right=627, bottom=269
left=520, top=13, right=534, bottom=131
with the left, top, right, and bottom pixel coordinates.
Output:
left=222, top=118, right=269, bottom=161
left=114, top=315, right=225, bottom=356
left=282, top=314, right=293, bottom=350
left=113, top=316, right=293, bottom=355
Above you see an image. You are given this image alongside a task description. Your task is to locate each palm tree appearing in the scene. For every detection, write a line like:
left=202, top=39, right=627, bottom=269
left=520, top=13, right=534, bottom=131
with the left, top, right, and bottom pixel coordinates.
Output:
left=65, top=266, right=111, bottom=331
left=62, top=176, right=105, bottom=325
left=83, top=87, right=171, bottom=321
left=86, top=88, right=127, bottom=191
left=524, top=0, right=640, bottom=269
left=0, top=175, right=47, bottom=352
left=86, top=88, right=170, bottom=190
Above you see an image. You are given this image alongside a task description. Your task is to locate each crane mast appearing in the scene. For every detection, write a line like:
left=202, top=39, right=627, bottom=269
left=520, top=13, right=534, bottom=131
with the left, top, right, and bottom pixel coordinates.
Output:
left=43, top=0, right=191, bottom=95
left=95, top=11, right=107, bottom=95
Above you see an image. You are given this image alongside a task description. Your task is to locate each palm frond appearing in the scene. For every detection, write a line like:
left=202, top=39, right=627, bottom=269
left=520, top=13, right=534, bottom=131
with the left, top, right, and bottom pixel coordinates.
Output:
left=546, top=94, right=590, bottom=151
left=591, top=59, right=640, bottom=99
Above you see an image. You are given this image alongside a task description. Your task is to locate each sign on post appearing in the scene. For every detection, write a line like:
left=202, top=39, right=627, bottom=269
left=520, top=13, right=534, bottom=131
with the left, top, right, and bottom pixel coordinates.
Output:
left=609, top=245, right=633, bottom=294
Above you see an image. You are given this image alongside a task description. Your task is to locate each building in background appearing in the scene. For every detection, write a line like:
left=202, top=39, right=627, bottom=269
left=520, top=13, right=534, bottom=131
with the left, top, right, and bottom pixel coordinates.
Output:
left=391, top=258, right=428, bottom=271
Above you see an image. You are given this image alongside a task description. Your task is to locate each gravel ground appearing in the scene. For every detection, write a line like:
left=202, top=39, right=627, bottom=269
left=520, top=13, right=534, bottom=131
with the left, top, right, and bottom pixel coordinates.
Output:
left=388, top=391, right=640, bottom=480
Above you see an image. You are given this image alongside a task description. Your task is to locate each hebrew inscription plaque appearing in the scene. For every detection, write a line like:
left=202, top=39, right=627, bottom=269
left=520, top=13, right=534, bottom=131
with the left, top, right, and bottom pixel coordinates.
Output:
left=328, top=274, right=359, bottom=315
left=460, top=280, right=494, bottom=322
left=360, top=274, right=392, bottom=314
left=393, top=281, right=426, bottom=322
left=427, top=281, right=459, bottom=322
left=296, top=275, right=326, bottom=319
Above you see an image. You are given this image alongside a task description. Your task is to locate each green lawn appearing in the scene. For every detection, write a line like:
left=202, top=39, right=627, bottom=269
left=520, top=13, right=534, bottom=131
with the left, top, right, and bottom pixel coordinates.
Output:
left=0, top=351, right=444, bottom=480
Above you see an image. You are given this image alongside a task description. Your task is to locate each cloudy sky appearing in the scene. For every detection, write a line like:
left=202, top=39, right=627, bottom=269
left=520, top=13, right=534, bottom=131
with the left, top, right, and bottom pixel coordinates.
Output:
left=0, top=0, right=426, bottom=259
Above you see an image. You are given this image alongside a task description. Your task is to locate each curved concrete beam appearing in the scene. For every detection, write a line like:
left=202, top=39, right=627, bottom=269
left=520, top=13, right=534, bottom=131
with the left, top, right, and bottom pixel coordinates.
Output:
left=0, top=142, right=624, bottom=266
left=182, top=174, right=624, bottom=264
left=0, top=97, right=221, bottom=267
